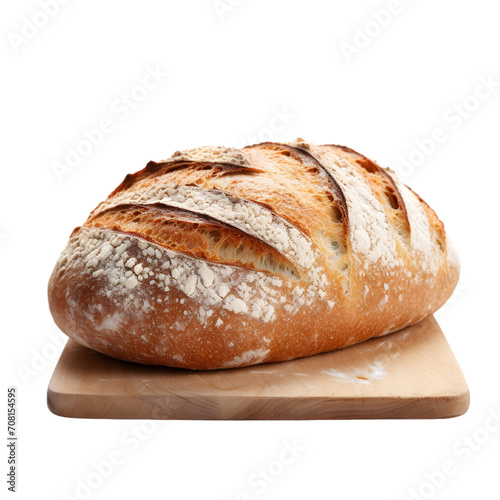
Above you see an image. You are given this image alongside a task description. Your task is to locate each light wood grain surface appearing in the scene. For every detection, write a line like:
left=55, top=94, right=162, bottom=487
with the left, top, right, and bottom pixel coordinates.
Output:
left=47, top=315, right=469, bottom=420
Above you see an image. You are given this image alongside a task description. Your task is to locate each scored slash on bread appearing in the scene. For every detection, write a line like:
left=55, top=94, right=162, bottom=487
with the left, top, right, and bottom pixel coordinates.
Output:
left=48, top=139, right=459, bottom=369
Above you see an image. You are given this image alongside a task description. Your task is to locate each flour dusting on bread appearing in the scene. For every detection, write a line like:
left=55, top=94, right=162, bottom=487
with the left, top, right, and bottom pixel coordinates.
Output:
left=48, top=139, right=459, bottom=369
left=167, top=145, right=249, bottom=167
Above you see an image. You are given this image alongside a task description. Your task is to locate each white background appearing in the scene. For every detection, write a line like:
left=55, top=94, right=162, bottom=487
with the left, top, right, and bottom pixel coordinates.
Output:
left=2, top=0, right=499, bottom=499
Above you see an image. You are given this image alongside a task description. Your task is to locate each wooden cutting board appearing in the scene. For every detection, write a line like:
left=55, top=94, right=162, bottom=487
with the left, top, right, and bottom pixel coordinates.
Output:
left=47, top=315, right=469, bottom=420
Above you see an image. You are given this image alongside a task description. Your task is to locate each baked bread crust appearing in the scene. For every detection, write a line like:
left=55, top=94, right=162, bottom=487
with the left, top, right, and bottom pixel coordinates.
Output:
left=48, top=139, right=459, bottom=369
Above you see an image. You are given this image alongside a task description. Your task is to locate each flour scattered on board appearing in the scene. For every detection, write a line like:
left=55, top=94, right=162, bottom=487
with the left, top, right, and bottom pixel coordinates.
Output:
left=321, top=361, right=386, bottom=385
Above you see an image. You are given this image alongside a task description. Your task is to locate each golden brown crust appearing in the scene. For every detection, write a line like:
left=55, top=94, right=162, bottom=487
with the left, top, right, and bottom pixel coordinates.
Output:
left=86, top=204, right=301, bottom=279
left=48, top=140, right=459, bottom=369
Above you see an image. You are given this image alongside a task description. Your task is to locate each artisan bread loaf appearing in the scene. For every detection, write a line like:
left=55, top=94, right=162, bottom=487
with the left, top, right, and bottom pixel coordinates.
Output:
left=48, top=139, right=459, bottom=369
